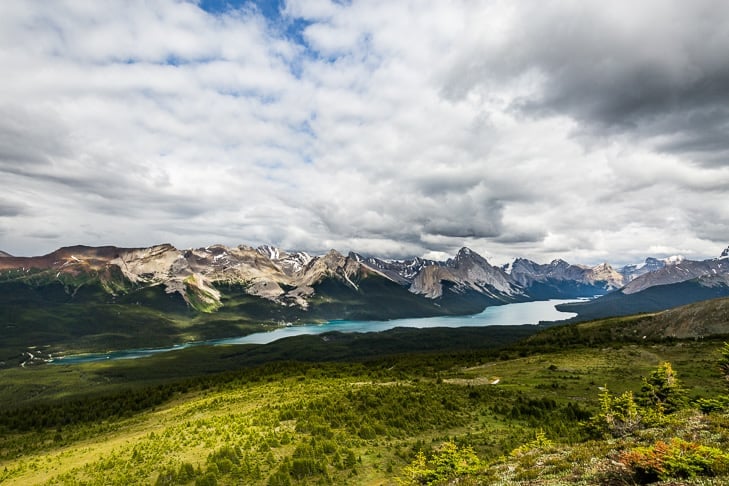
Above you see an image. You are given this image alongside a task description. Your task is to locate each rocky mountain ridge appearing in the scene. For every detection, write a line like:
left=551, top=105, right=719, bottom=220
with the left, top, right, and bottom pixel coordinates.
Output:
left=504, top=257, right=623, bottom=290
left=1, top=243, right=728, bottom=317
left=621, top=257, right=729, bottom=295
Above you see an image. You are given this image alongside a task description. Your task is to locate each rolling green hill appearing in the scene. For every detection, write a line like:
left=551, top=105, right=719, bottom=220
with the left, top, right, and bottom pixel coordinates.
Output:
left=1, top=298, right=729, bottom=485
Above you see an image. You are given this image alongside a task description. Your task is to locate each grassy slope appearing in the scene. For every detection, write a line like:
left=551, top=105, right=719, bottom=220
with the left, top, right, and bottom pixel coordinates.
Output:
left=2, top=298, right=729, bottom=484
left=1, top=334, right=728, bottom=484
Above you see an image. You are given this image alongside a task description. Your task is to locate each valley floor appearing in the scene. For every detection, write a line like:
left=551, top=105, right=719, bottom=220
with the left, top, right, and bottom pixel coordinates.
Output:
left=2, top=339, right=729, bottom=485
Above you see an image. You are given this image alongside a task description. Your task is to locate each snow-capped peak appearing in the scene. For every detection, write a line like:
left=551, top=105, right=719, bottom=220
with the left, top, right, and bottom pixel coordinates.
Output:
left=719, top=246, right=729, bottom=260
left=257, top=245, right=281, bottom=261
left=663, top=255, right=685, bottom=265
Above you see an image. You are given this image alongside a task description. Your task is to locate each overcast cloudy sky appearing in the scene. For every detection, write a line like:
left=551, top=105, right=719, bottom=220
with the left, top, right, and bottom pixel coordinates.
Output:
left=1, top=0, right=728, bottom=265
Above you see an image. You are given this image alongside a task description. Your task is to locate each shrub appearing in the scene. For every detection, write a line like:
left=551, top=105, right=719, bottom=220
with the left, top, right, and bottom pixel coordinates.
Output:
left=586, top=387, right=641, bottom=438
left=638, top=362, right=687, bottom=414
left=290, top=458, right=325, bottom=479
left=720, top=342, right=729, bottom=383
left=620, top=438, right=729, bottom=483
left=696, top=395, right=729, bottom=413
left=510, top=430, right=553, bottom=457
left=397, top=441, right=482, bottom=485
left=194, top=472, right=218, bottom=486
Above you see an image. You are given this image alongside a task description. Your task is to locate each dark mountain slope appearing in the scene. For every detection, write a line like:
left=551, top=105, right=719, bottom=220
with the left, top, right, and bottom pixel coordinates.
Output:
left=556, top=277, right=729, bottom=321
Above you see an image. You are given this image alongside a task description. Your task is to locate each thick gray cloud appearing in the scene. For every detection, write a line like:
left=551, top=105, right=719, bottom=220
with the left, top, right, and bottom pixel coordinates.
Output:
left=442, top=0, right=729, bottom=168
left=0, top=105, right=72, bottom=167
left=0, top=0, right=727, bottom=265
left=0, top=199, right=26, bottom=217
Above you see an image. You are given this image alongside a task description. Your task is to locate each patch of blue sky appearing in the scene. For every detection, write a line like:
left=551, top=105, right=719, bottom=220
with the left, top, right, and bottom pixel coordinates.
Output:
left=162, top=54, right=217, bottom=66
left=198, top=0, right=308, bottom=43
left=296, top=119, right=316, bottom=139
left=197, top=0, right=315, bottom=72
left=197, top=0, right=250, bottom=15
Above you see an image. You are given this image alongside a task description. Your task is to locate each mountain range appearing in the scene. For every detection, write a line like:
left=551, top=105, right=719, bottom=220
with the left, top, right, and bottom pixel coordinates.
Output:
left=2, top=242, right=728, bottom=317
left=2, top=241, right=729, bottom=365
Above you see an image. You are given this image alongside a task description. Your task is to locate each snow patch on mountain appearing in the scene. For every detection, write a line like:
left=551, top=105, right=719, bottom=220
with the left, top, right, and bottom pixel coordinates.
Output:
left=719, top=246, right=729, bottom=260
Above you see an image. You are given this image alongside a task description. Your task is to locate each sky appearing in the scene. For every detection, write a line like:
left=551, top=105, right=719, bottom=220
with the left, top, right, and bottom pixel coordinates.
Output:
left=1, top=0, right=728, bottom=266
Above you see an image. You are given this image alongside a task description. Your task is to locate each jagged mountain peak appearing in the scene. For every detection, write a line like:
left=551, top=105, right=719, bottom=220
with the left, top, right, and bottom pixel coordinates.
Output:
left=412, top=247, right=520, bottom=299
left=620, top=257, right=667, bottom=283
left=257, top=244, right=282, bottom=260
left=664, top=255, right=685, bottom=265
left=621, top=255, right=728, bottom=295
left=322, top=248, right=345, bottom=260
left=352, top=252, right=436, bottom=285
left=6, top=241, right=727, bottom=320
left=450, top=247, right=491, bottom=267
left=719, top=246, right=729, bottom=260
left=549, top=259, right=570, bottom=268
left=591, top=262, right=613, bottom=271
left=588, top=262, right=624, bottom=289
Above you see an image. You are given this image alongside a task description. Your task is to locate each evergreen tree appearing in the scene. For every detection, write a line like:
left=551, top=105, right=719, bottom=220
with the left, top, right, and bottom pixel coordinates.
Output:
left=719, top=342, right=729, bottom=383
left=638, top=362, right=687, bottom=414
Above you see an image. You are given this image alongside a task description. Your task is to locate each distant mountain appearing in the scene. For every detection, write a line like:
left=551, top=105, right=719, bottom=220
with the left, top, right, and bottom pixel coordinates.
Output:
left=0, top=244, right=530, bottom=324
left=350, top=248, right=523, bottom=302
left=720, top=245, right=729, bottom=260
left=557, top=273, right=729, bottom=321
left=0, top=250, right=12, bottom=258
left=409, top=247, right=522, bottom=298
left=3, top=242, right=728, bottom=325
left=619, top=257, right=667, bottom=282
left=621, top=257, right=729, bottom=295
left=349, top=252, right=437, bottom=285
left=4, top=241, right=729, bottom=365
left=557, top=245, right=729, bottom=321
left=502, top=258, right=623, bottom=299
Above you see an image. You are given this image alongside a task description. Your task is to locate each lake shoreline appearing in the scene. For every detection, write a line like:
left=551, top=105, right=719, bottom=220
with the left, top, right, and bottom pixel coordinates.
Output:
left=51, top=299, right=578, bottom=365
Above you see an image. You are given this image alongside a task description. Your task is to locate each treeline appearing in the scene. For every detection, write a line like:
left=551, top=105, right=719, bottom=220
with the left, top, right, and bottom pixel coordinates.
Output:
left=0, top=384, right=178, bottom=432
left=0, top=360, right=379, bottom=435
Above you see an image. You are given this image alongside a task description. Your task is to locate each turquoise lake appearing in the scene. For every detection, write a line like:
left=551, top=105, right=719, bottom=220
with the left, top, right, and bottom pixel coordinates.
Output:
left=53, top=299, right=578, bottom=364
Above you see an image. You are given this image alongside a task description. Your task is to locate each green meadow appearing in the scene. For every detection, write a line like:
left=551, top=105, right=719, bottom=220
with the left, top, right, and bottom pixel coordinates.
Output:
left=2, top=311, right=729, bottom=485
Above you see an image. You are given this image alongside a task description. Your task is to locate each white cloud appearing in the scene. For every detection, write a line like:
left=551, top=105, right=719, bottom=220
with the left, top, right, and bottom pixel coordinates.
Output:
left=0, top=0, right=727, bottom=266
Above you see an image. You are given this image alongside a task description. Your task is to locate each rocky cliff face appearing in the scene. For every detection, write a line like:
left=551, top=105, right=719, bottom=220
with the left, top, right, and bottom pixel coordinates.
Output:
left=588, top=262, right=624, bottom=289
left=349, top=253, right=436, bottom=285
left=358, top=247, right=521, bottom=300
